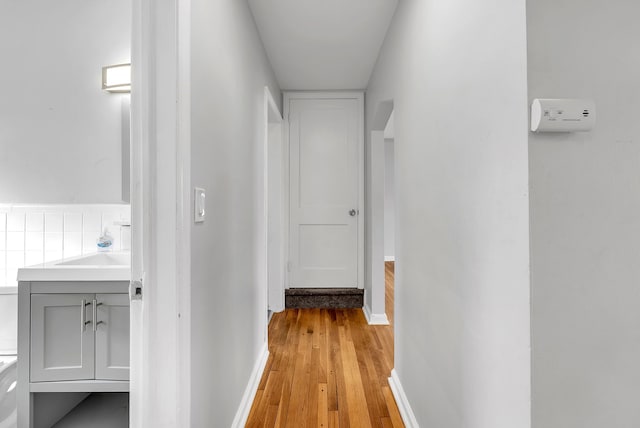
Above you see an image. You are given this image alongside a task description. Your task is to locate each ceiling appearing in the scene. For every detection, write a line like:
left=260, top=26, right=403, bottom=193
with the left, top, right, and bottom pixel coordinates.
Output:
left=248, top=0, right=398, bottom=90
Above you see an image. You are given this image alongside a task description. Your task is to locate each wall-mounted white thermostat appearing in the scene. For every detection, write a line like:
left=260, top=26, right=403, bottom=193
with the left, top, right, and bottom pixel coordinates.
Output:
left=531, top=98, right=596, bottom=132
left=194, top=187, right=206, bottom=223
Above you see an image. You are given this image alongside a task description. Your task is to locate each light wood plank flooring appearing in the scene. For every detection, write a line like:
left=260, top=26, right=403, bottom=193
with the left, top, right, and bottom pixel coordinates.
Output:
left=246, top=262, right=402, bottom=427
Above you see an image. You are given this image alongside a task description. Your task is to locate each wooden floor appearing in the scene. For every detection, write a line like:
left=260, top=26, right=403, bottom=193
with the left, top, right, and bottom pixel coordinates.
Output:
left=246, top=262, right=402, bottom=428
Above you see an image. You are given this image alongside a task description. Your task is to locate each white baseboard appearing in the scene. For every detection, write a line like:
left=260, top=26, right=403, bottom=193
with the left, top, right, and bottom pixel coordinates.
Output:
left=231, top=343, right=269, bottom=428
left=362, top=304, right=390, bottom=325
left=384, top=256, right=395, bottom=262
left=388, top=369, right=419, bottom=428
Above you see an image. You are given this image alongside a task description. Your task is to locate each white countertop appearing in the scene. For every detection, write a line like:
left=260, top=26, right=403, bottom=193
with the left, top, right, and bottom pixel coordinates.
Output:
left=17, top=252, right=131, bottom=282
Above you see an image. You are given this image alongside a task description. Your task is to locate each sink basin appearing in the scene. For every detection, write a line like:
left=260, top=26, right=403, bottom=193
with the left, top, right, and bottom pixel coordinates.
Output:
left=56, top=253, right=130, bottom=267
left=17, top=252, right=131, bottom=282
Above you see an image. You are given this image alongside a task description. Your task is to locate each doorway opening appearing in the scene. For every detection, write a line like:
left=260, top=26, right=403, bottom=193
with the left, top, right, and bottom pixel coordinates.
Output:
left=383, top=111, right=395, bottom=326
left=366, top=100, right=394, bottom=326
left=265, top=87, right=285, bottom=318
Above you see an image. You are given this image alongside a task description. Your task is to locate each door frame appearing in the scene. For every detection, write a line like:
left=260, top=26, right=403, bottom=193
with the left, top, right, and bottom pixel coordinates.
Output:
left=130, top=0, right=191, bottom=425
left=283, top=91, right=365, bottom=289
left=264, top=87, right=285, bottom=313
left=365, top=100, right=394, bottom=325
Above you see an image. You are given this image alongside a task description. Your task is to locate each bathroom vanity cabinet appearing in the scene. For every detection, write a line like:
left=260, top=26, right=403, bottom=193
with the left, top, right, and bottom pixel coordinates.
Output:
left=30, top=292, right=129, bottom=383
left=17, top=280, right=130, bottom=428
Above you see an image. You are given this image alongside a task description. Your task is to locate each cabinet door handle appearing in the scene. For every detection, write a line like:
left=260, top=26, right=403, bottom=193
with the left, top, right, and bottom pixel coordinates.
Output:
left=92, top=300, right=104, bottom=332
left=81, top=299, right=91, bottom=333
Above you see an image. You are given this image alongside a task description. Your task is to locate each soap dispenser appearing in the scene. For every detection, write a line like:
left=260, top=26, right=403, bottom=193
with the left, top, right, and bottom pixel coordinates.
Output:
left=97, top=228, right=114, bottom=252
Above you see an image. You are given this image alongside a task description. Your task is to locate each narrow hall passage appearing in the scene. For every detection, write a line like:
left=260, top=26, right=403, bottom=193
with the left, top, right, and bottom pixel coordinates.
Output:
left=246, top=262, right=399, bottom=427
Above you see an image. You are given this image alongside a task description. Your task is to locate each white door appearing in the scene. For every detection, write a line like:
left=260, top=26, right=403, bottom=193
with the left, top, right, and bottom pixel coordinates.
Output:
left=288, top=95, right=362, bottom=288
left=30, top=294, right=95, bottom=382
left=95, top=294, right=130, bottom=380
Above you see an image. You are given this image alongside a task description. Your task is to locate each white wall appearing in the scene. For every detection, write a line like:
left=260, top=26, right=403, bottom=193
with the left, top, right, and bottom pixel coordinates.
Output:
left=189, top=1, right=281, bottom=425
left=528, top=1, right=640, bottom=427
left=0, top=0, right=130, bottom=203
left=366, top=0, right=531, bottom=426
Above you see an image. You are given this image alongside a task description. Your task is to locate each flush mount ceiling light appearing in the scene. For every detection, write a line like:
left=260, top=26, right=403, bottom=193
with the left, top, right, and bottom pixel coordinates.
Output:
left=102, top=63, right=131, bottom=93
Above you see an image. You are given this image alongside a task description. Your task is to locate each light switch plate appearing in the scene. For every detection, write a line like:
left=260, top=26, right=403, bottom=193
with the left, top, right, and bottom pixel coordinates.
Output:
left=194, top=188, right=206, bottom=223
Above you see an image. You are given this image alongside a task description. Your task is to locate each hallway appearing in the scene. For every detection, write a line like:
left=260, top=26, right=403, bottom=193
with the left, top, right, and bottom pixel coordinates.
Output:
left=246, top=263, right=400, bottom=427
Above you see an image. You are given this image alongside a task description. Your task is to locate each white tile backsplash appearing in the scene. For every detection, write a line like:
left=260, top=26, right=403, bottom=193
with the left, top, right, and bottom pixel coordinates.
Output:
left=44, top=251, right=63, bottom=263
left=83, top=235, right=99, bottom=255
left=25, top=251, right=44, bottom=267
left=25, top=212, right=44, bottom=232
left=63, top=232, right=83, bottom=258
left=44, top=232, right=63, bottom=252
left=101, top=213, right=121, bottom=233
left=44, top=213, right=64, bottom=233
left=83, top=212, right=102, bottom=233
left=0, top=204, right=130, bottom=290
left=6, top=232, right=24, bottom=251
left=121, top=226, right=131, bottom=252
left=64, top=213, right=83, bottom=232
left=6, top=213, right=24, bottom=232
left=25, top=232, right=44, bottom=251
left=6, top=252, right=23, bottom=269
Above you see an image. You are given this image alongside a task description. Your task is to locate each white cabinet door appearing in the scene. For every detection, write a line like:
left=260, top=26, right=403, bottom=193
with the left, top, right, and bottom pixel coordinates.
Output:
left=95, top=294, right=130, bottom=380
left=289, top=97, right=362, bottom=288
left=30, top=294, right=95, bottom=382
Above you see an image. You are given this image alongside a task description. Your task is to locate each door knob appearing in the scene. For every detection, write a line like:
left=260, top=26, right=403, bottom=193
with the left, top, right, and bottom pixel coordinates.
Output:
left=349, top=209, right=357, bottom=217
